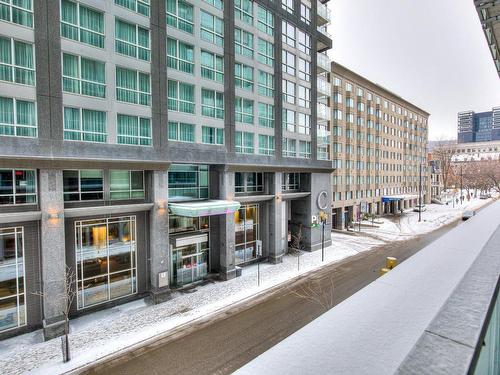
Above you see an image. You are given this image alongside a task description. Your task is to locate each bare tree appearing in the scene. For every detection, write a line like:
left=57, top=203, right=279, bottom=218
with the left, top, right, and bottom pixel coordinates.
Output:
left=481, top=159, right=500, bottom=193
left=288, top=223, right=304, bottom=256
left=34, top=265, right=77, bottom=362
left=432, top=140, right=458, bottom=191
left=289, top=277, right=335, bottom=312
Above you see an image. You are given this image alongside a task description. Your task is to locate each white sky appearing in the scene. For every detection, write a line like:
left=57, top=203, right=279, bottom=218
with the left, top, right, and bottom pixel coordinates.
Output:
left=327, top=0, right=500, bottom=141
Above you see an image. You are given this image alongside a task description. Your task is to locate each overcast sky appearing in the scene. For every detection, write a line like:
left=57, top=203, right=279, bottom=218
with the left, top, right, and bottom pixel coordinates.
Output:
left=327, top=0, right=500, bottom=141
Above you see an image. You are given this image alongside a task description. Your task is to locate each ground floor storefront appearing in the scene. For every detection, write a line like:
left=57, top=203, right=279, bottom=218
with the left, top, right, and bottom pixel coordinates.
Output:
left=0, top=165, right=332, bottom=341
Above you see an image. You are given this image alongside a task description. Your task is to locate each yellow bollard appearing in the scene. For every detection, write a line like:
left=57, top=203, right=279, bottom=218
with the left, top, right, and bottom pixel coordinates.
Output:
left=380, top=267, right=390, bottom=276
left=386, top=257, right=398, bottom=269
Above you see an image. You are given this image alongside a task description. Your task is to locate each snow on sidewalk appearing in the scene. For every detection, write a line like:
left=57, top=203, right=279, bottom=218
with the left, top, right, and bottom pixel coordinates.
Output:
left=0, top=197, right=495, bottom=375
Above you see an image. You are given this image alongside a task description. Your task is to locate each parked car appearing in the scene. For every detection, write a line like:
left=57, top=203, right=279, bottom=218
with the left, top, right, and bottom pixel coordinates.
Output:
left=413, top=204, right=426, bottom=212
left=479, top=194, right=491, bottom=199
left=462, top=210, right=476, bottom=220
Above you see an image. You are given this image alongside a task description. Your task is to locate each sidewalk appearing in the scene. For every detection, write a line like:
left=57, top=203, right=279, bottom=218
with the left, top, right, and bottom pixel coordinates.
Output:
left=0, top=197, right=495, bottom=375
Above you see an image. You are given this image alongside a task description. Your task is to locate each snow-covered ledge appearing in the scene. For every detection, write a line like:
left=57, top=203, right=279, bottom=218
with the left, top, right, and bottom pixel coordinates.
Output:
left=235, top=200, right=500, bottom=375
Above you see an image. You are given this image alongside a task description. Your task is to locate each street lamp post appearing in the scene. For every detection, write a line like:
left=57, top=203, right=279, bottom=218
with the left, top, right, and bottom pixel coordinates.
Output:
left=419, top=164, right=423, bottom=222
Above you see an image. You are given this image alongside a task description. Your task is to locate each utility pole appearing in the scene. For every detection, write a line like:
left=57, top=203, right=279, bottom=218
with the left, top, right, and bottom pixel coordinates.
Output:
left=460, top=164, right=463, bottom=204
left=419, top=164, right=422, bottom=222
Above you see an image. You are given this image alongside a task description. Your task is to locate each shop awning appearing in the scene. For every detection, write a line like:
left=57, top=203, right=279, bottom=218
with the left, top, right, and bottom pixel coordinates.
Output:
left=382, top=194, right=419, bottom=203
left=168, top=200, right=241, bottom=217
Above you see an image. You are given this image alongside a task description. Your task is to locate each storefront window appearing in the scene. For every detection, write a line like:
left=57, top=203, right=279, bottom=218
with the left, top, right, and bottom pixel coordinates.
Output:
left=109, top=170, right=145, bottom=199
left=169, top=216, right=209, bottom=234
left=171, top=243, right=208, bottom=286
left=0, top=227, right=26, bottom=332
left=63, top=170, right=103, bottom=201
left=168, top=164, right=209, bottom=201
left=235, top=204, right=259, bottom=264
left=0, top=169, right=36, bottom=205
left=75, top=216, right=137, bottom=309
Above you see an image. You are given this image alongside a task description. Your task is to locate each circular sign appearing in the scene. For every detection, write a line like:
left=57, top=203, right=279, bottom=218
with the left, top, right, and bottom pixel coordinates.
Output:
left=317, top=190, right=329, bottom=210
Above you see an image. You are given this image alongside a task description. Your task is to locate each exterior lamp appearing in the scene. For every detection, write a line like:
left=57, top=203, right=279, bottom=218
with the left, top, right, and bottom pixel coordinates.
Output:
left=47, top=212, right=63, bottom=220
left=156, top=201, right=167, bottom=210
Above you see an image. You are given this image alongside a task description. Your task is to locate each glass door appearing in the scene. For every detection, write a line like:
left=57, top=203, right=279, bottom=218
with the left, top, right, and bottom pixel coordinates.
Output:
left=171, top=242, right=208, bottom=287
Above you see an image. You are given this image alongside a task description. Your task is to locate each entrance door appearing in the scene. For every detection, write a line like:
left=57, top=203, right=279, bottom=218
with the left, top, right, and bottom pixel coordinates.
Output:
left=172, top=243, right=208, bottom=286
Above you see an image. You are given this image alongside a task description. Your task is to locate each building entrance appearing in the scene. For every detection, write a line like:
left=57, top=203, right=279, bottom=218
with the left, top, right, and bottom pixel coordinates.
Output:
left=171, top=242, right=208, bottom=286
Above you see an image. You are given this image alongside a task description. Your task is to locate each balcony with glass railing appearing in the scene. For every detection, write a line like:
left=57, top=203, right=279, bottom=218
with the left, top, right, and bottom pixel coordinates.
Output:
left=317, top=102, right=330, bottom=121
left=317, top=76, right=331, bottom=98
left=317, top=0, right=332, bottom=26
left=317, top=52, right=331, bottom=73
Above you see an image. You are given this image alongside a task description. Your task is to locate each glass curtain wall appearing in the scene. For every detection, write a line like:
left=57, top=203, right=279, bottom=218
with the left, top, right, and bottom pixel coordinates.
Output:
left=75, top=216, right=137, bottom=309
left=0, top=227, right=26, bottom=332
left=168, top=164, right=209, bottom=201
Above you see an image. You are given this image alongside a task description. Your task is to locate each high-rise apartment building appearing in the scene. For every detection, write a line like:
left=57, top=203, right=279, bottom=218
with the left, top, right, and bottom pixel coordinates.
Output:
left=457, top=108, right=500, bottom=143
left=475, top=0, right=500, bottom=77
left=0, top=0, right=332, bottom=340
left=329, top=63, right=430, bottom=229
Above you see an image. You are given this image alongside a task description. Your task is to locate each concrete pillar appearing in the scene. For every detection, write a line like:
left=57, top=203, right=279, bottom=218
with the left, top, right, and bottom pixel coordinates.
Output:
left=269, top=172, right=284, bottom=264
left=149, top=170, right=170, bottom=304
left=39, top=169, right=66, bottom=340
left=218, top=170, right=236, bottom=280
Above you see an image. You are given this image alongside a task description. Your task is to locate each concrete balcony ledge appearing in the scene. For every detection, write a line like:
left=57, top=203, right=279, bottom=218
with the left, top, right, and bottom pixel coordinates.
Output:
left=235, top=200, right=500, bottom=375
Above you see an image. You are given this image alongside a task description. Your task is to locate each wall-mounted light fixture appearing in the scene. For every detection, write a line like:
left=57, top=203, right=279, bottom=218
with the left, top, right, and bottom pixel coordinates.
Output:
left=47, top=212, right=63, bottom=220
left=156, top=201, right=167, bottom=210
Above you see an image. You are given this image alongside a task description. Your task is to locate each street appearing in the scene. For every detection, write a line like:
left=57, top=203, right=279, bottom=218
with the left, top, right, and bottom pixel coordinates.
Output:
left=83, top=219, right=461, bottom=375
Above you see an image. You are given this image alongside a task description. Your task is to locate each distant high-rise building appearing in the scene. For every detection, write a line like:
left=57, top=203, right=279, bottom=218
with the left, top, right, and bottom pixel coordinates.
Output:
left=457, top=108, right=500, bottom=143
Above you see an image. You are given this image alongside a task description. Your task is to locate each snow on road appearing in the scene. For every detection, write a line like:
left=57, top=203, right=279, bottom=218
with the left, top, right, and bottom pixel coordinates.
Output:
left=0, top=196, right=495, bottom=375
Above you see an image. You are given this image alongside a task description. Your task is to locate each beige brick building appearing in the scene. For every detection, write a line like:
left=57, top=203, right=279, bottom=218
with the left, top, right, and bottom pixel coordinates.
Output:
left=329, top=62, right=430, bottom=229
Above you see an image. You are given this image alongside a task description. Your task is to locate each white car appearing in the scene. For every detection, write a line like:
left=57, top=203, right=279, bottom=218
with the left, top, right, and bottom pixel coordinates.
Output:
left=413, top=205, right=426, bottom=212
left=462, top=210, right=475, bottom=220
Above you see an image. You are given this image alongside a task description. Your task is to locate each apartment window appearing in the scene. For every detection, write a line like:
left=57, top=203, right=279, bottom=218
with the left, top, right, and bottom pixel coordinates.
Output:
left=62, top=53, right=105, bottom=98
left=235, top=63, right=253, bottom=91
left=235, top=97, right=254, bottom=124
left=115, top=0, right=150, bottom=16
left=298, top=85, right=310, bottom=108
left=235, top=0, right=253, bottom=24
left=61, top=0, right=104, bottom=48
left=75, top=216, right=137, bottom=309
left=168, top=121, right=194, bottom=143
left=283, top=109, right=295, bottom=132
left=115, top=19, right=150, bottom=61
left=357, top=102, right=365, bottom=111
left=282, top=173, right=300, bottom=191
left=235, top=28, right=254, bottom=58
left=258, top=134, right=274, bottom=156
left=63, top=170, right=103, bottom=201
left=63, top=107, right=107, bottom=142
left=346, top=97, right=354, bottom=108
left=257, top=5, right=273, bottom=36
left=200, top=50, right=223, bottom=83
left=110, top=170, right=145, bottom=199
left=202, top=126, right=224, bottom=145
left=298, top=58, right=310, bottom=81
left=200, top=10, right=224, bottom=46
left=282, top=80, right=295, bottom=104
left=167, top=80, right=195, bottom=114
left=116, top=67, right=151, bottom=106
left=0, top=169, right=36, bottom=205
left=299, top=140, right=311, bottom=159
left=203, top=0, right=223, bottom=10
left=0, top=96, right=36, bottom=137
left=346, top=82, right=352, bottom=92
left=166, top=0, right=193, bottom=34
left=0, top=37, right=35, bottom=86
left=258, top=71, right=274, bottom=97
left=333, top=92, right=342, bottom=104
left=235, top=205, right=259, bottom=264
left=236, top=131, right=254, bottom=154
left=300, top=3, right=311, bottom=24
left=257, top=39, right=274, bottom=67
left=297, top=112, right=310, bottom=135
left=283, top=138, right=296, bottom=157
left=281, top=0, right=293, bottom=13
left=282, top=21, right=295, bottom=47
left=0, top=226, right=26, bottom=332
left=258, top=103, right=274, bottom=128
left=168, top=164, right=209, bottom=201
left=0, top=0, right=32, bottom=27
left=235, top=173, right=263, bottom=194
left=357, top=88, right=364, bottom=97
left=201, top=88, right=224, bottom=119
left=333, top=110, right=342, bottom=120
left=167, top=38, right=194, bottom=74
left=298, top=30, right=311, bottom=54
left=282, top=50, right=295, bottom=76
left=116, top=114, right=151, bottom=146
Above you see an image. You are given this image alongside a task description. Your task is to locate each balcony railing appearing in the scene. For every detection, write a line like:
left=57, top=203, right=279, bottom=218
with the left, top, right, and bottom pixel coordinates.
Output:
left=317, top=102, right=330, bottom=120
left=317, top=76, right=331, bottom=97
left=317, top=25, right=331, bottom=38
left=317, top=52, right=330, bottom=72
left=317, top=0, right=332, bottom=26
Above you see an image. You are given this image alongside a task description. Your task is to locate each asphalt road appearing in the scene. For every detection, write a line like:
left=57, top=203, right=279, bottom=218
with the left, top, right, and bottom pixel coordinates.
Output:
left=84, top=219, right=461, bottom=375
